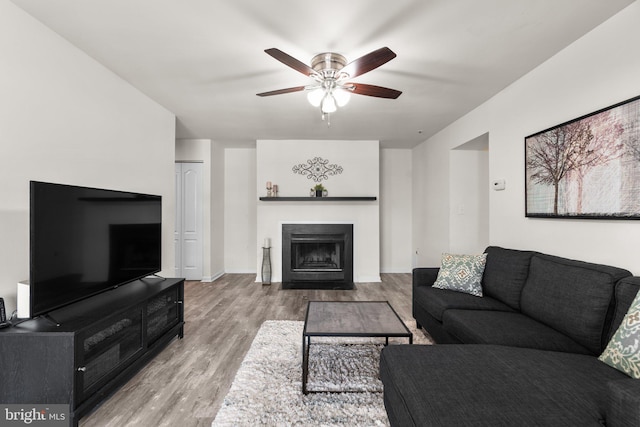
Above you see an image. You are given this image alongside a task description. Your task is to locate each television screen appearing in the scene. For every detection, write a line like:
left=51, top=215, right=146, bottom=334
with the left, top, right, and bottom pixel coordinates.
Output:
left=30, top=181, right=162, bottom=317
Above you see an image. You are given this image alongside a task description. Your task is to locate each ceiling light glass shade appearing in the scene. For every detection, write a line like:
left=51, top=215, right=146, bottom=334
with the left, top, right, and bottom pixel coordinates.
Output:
left=333, top=87, right=351, bottom=107
left=321, top=94, right=337, bottom=113
left=307, top=87, right=324, bottom=107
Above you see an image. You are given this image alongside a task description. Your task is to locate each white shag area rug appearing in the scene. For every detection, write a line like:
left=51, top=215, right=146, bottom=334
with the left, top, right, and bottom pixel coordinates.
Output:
left=212, top=320, right=432, bottom=426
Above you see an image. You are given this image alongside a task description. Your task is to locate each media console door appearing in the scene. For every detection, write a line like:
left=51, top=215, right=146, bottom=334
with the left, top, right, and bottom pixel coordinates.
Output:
left=0, top=278, right=184, bottom=427
left=76, top=305, right=145, bottom=404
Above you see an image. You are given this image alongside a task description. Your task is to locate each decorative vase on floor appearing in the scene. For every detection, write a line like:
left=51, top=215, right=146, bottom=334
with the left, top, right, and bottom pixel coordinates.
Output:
left=262, top=247, right=271, bottom=285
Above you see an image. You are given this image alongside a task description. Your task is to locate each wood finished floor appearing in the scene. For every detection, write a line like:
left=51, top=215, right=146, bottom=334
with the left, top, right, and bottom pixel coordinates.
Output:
left=80, top=273, right=414, bottom=427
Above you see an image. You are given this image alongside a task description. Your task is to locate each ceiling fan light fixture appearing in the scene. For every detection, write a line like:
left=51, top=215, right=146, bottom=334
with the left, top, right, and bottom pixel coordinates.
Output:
left=333, top=87, right=351, bottom=107
left=321, top=94, right=337, bottom=114
left=307, top=87, right=324, bottom=107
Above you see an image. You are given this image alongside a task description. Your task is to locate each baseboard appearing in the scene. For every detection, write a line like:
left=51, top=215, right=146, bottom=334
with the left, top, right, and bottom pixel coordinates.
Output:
left=201, top=271, right=225, bottom=282
left=225, top=269, right=257, bottom=274
left=356, top=275, right=382, bottom=283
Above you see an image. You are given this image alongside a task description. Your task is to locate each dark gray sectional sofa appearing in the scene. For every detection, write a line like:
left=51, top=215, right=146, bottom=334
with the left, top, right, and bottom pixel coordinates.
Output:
left=380, top=246, right=640, bottom=426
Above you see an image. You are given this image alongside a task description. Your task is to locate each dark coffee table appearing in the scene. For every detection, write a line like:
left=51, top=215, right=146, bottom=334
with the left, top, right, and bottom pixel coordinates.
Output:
left=302, top=300, right=413, bottom=394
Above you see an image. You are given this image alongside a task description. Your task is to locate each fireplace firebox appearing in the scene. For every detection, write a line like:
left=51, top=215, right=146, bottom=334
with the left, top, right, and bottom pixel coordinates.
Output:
left=282, top=223, right=353, bottom=289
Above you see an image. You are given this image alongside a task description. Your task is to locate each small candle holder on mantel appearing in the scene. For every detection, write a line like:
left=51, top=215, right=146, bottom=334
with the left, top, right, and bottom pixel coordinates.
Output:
left=266, top=182, right=278, bottom=198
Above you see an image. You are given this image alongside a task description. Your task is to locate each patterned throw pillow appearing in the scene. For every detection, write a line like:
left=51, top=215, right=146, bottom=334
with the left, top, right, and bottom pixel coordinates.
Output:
left=599, top=291, right=640, bottom=378
left=432, top=253, right=487, bottom=297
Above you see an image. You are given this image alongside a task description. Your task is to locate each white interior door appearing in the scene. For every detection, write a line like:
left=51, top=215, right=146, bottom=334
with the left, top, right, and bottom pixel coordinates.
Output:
left=175, top=162, right=203, bottom=280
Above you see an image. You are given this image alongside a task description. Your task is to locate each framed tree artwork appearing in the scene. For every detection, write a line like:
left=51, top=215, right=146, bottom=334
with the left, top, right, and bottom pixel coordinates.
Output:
left=525, top=95, right=640, bottom=219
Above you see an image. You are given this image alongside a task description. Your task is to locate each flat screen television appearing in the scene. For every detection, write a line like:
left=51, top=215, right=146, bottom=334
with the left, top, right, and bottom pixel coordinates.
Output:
left=30, top=181, right=162, bottom=317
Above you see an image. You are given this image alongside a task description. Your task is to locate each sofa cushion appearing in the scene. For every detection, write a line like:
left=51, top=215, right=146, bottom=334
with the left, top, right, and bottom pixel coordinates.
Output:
left=482, top=246, right=534, bottom=310
left=413, top=285, right=514, bottom=322
left=599, top=290, right=640, bottom=379
left=442, top=309, right=592, bottom=354
left=412, top=302, right=462, bottom=344
left=606, top=379, right=640, bottom=427
left=432, top=252, right=487, bottom=297
left=520, top=254, right=630, bottom=355
left=380, top=344, right=627, bottom=427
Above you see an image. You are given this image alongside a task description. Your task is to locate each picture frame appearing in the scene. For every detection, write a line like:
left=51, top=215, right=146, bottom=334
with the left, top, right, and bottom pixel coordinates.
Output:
left=525, top=94, right=640, bottom=219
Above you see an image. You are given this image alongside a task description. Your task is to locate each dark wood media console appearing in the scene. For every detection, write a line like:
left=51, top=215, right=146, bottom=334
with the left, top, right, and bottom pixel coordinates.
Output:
left=0, top=277, right=184, bottom=426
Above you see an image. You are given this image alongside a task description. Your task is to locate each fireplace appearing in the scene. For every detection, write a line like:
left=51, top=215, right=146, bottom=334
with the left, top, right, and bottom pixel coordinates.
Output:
left=282, top=223, right=353, bottom=289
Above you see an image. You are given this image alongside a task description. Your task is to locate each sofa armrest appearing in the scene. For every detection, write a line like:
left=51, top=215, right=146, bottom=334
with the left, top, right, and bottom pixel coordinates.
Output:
left=606, top=378, right=640, bottom=427
left=412, top=267, right=440, bottom=330
left=413, top=267, right=439, bottom=289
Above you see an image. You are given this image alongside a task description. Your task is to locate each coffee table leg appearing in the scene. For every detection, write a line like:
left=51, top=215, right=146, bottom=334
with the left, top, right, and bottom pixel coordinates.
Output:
left=302, top=335, right=309, bottom=394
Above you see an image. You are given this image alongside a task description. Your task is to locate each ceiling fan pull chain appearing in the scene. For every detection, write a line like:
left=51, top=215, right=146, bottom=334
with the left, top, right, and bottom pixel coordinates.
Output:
left=322, top=112, right=331, bottom=127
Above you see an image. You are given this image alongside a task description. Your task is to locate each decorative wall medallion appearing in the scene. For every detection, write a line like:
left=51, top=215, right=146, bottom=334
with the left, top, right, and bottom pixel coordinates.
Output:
left=292, top=157, right=343, bottom=182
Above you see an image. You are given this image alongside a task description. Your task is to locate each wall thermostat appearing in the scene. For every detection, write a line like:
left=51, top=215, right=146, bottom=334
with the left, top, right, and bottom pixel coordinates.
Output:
left=492, top=179, right=506, bottom=191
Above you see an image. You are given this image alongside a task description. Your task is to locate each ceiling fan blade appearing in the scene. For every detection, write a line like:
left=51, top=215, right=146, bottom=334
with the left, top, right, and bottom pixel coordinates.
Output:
left=341, top=47, right=397, bottom=79
left=265, top=48, right=317, bottom=77
left=350, top=83, right=402, bottom=99
left=256, top=86, right=306, bottom=97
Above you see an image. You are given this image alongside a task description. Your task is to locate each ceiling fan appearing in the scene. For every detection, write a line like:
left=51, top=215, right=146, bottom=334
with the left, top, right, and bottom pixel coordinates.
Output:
left=257, top=47, right=402, bottom=120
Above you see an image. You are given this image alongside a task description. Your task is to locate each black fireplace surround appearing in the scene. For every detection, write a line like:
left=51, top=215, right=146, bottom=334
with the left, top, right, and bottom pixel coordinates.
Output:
left=282, top=223, right=353, bottom=290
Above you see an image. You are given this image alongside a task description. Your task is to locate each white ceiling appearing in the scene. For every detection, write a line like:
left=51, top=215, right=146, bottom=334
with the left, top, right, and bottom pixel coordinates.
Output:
left=11, top=0, right=634, bottom=148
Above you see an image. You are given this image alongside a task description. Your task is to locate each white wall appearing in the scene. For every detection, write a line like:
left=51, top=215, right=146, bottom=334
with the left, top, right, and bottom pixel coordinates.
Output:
left=224, top=148, right=257, bottom=273
left=221, top=144, right=411, bottom=278
left=175, top=139, right=225, bottom=281
left=380, top=149, right=413, bottom=272
left=0, top=2, right=176, bottom=314
left=256, top=140, right=380, bottom=282
left=412, top=2, right=640, bottom=272
left=412, top=138, right=451, bottom=266
left=449, top=135, right=490, bottom=254
left=210, top=142, right=225, bottom=278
